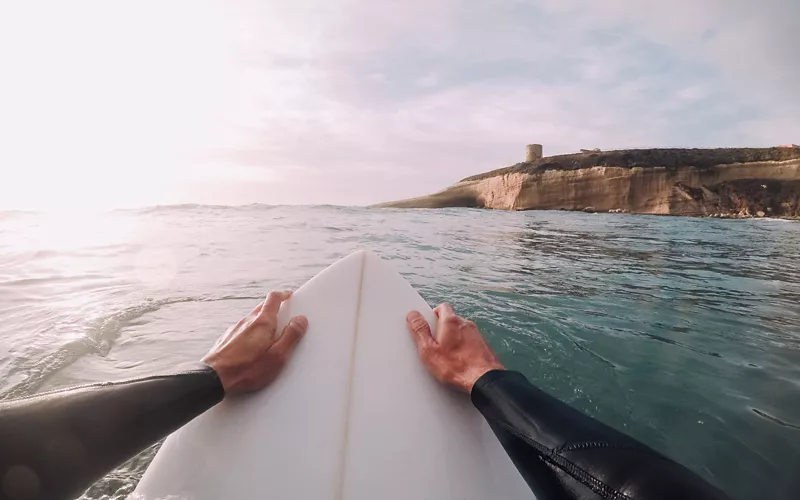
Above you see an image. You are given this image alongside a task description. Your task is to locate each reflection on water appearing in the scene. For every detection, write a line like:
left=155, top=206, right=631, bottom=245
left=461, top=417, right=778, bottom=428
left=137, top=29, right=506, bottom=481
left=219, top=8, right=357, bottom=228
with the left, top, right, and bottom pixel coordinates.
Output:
left=0, top=206, right=798, bottom=500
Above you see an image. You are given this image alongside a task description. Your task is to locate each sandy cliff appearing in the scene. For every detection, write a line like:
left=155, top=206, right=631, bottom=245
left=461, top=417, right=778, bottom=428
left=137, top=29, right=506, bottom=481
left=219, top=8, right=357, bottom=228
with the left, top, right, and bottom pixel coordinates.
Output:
left=376, top=148, right=800, bottom=218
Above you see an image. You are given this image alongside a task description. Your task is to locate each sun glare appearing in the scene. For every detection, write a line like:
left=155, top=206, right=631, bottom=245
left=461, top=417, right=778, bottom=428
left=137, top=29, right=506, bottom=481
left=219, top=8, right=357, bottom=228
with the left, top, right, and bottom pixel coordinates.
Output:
left=0, top=1, right=267, bottom=211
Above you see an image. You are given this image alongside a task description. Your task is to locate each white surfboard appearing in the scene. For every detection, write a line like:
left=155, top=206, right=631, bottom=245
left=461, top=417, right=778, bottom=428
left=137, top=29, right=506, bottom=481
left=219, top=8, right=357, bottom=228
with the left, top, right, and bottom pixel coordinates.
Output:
left=134, top=250, right=531, bottom=499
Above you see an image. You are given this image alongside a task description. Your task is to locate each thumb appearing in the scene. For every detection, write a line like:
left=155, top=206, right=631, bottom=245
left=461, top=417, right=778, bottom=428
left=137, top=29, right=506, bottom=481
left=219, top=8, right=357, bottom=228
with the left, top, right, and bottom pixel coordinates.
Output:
left=273, top=315, right=308, bottom=358
left=406, top=311, right=434, bottom=348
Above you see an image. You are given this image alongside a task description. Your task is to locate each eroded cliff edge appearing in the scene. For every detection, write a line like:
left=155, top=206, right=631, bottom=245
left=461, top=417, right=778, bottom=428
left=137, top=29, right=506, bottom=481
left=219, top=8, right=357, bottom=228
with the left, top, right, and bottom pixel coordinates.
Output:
left=376, top=148, right=800, bottom=218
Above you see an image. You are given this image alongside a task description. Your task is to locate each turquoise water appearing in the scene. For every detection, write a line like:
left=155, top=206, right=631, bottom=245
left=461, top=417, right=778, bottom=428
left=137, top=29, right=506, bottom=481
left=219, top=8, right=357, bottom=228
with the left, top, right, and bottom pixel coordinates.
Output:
left=1, top=206, right=798, bottom=499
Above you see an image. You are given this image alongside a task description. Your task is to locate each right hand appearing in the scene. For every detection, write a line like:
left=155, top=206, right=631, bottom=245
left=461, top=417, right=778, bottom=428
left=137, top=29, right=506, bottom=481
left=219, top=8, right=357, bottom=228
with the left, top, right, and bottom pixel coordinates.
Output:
left=406, top=303, right=505, bottom=393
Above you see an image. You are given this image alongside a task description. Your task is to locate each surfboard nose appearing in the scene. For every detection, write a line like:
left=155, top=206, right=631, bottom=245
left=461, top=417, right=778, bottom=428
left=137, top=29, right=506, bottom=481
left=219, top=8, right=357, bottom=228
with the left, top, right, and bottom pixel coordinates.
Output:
left=135, top=249, right=529, bottom=500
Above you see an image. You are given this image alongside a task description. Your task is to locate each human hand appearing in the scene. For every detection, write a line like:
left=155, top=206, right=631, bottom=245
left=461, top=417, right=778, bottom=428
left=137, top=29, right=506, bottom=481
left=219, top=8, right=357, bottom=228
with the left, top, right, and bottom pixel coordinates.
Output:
left=203, top=290, right=308, bottom=395
left=406, top=303, right=504, bottom=393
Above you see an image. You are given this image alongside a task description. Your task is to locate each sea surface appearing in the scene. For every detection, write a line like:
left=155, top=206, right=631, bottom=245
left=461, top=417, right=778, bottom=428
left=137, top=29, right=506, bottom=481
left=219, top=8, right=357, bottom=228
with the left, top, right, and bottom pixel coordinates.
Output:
left=1, top=205, right=799, bottom=499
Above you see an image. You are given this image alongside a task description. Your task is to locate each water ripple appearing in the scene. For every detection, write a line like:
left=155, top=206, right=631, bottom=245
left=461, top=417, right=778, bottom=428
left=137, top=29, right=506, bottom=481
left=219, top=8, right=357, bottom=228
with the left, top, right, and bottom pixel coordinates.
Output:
left=0, top=207, right=798, bottom=500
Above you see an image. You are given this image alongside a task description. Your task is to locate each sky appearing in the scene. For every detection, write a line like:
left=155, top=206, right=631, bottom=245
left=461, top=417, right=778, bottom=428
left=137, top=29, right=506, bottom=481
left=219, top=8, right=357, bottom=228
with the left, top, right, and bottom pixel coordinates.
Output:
left=0, top=0, right=798, bottom=210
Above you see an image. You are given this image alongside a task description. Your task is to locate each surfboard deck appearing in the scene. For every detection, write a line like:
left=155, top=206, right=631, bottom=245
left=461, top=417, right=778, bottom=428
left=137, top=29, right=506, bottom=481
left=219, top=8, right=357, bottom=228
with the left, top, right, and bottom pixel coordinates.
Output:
left=134, top=250, right=531, bottom=499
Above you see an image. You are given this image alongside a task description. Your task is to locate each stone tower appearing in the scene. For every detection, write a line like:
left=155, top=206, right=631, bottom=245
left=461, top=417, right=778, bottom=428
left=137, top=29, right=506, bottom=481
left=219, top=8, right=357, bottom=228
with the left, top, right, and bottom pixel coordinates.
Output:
left=526, top=144, right=543, bottom=162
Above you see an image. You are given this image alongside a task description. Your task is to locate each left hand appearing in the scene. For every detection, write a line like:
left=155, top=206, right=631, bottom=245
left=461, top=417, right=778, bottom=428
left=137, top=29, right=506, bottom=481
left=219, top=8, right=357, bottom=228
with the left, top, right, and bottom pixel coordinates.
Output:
left=203, top=290, right=308, bottom=395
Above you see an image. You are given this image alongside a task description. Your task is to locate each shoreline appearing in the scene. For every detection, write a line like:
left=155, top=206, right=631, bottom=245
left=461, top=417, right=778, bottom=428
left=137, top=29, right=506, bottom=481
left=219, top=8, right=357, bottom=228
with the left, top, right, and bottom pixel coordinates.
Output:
left=376, top=147, right=800, bottom=218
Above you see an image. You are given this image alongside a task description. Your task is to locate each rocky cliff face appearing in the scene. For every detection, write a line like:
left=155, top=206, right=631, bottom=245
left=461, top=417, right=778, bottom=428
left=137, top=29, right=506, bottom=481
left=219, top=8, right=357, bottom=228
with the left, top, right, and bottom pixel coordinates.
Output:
left=376, top=148, right=800, bottom=218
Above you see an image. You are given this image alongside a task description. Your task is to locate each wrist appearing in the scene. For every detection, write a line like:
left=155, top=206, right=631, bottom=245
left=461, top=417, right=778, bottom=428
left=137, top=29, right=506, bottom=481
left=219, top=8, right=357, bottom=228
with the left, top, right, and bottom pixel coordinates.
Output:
left=465, top=363, right=505, bottom=393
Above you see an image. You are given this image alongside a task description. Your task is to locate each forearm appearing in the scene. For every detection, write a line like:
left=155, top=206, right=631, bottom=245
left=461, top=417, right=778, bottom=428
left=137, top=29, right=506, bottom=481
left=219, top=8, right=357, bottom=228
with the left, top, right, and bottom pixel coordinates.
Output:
left=0, top=366, right=223, bottom=500
left=472, top=370, right=730, bottom=500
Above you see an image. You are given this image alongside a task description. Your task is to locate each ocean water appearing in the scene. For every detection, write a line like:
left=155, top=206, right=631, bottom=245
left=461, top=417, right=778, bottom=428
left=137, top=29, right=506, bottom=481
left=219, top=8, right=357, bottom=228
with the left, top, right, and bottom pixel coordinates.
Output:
left=1, top=205, right=799, bottom=500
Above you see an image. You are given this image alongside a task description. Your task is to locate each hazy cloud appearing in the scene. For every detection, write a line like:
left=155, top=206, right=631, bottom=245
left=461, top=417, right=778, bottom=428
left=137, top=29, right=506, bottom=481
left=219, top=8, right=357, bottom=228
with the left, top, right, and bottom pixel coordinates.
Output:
left=0, top=0, right=797, bottom=208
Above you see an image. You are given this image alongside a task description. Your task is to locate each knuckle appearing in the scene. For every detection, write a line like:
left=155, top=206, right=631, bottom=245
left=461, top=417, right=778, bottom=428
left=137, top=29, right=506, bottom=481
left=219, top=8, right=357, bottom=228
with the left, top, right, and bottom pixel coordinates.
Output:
left=418, top=343, right=434, bottom=358
left=411, top=318, right=428, bottom=332
left=239, top=317, right=255, bottom=331
left=443, top=316, right=461, bottom=327
left=272, top=349, right=289, bottom=366
left=285, top=326, right=302, bottom=343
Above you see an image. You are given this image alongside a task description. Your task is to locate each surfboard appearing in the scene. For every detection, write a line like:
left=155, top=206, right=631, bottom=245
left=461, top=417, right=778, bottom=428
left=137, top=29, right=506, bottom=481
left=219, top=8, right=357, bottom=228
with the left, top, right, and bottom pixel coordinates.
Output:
left=134, top=250, right=531, bottom=499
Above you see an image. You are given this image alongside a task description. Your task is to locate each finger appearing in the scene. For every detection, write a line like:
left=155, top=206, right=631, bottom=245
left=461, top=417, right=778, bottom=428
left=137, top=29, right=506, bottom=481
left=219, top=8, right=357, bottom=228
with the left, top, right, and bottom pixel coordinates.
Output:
left=406, top=311, right=435, bottom=347
left=272, top=315, right=308, bottom=357
left=434, top=303, right=456, bottom=319
left=249, top=301, right=265, bottom=316
left=259, top=290, right=293, bottom=319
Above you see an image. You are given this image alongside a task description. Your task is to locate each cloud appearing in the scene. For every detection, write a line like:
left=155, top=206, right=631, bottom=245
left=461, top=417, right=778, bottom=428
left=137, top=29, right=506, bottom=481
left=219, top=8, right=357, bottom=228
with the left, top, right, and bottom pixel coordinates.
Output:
left=222, top=0, right=799, bottom=203
left=535, top=0, right=800, bottom=114
left=0, top=0, right=797, bottom=208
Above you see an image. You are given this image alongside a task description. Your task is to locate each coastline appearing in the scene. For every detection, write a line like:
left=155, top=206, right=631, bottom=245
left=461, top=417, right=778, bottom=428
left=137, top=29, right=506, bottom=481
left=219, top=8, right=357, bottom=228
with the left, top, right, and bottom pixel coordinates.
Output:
left=376, top=147, right=800, bottom=219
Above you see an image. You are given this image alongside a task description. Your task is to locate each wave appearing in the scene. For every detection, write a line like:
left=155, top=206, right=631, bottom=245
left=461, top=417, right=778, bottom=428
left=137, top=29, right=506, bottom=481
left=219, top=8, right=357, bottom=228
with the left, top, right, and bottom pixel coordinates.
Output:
left=115, top=203, right=359, bottom=215
left=120, top=203, right=283, bottom=214
left=79, top=441, right=163, bottom=500
left=1, top=204, right=362, bottom=218
left=751, top=408, right=800, bottom=430
left=136, top=203, right=262, bottom=214
left=752, top=217, right=798, bottom=223
left=0, top=273, right=114, bottom=288
left=0, top=294, right=261, bottom=401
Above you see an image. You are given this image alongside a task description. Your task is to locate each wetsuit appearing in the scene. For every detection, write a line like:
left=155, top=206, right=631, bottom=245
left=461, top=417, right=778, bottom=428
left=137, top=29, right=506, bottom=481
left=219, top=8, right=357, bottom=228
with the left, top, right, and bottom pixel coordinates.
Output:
left=0, top=367, right=731, bottom=500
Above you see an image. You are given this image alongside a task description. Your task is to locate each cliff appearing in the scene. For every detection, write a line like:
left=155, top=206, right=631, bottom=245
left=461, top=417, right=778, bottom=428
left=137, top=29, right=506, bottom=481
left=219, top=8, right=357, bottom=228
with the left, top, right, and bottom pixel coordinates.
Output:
left=376, top=148, right=800, bottom=218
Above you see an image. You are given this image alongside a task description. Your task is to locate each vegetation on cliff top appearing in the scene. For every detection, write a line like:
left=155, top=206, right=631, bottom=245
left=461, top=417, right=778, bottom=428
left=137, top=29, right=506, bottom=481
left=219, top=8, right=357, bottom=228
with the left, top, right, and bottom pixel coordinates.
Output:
left=462, top=147, right=800, bottom=182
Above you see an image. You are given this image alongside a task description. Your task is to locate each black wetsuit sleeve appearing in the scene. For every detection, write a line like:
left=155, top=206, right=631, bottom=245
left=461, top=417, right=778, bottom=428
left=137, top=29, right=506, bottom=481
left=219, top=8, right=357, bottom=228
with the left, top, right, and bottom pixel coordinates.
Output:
left=472, top=370, right=731, bottom=500
left=0, top=366, right=224, bottom=500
